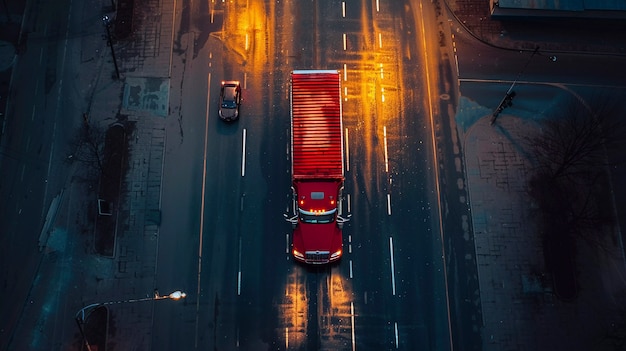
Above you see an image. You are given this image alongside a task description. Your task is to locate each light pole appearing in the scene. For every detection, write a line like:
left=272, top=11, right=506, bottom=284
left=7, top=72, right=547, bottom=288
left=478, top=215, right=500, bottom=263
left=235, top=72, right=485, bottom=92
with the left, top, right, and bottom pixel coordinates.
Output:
left=102, top=15, right=120, bottom=80
left=490, top=46, right=539, bottom=125
left=75, top=290, right=186, bottom=351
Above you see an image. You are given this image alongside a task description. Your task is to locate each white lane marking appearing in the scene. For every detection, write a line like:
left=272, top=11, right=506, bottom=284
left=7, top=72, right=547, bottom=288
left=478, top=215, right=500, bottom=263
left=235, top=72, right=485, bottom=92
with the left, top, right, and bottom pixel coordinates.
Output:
left=345, top=128, right=350, bottom=172
left=380, top=63, right=384, bottom=79
left=395, top=322, right=399, bottom=348
left=351, top=302, right=356, bottom=351
left=343, top=64, right=347, bottom=81
left=389, top=236, right=396, bottom=295
left=378, top=32, right=383, bottom=49
left=342, top=1, right=346, bottom=17
left=344, top=86, right=348, bottom=101
left=383, top=126, right=389, bottom=172
left=343, top=33, right=347, bottom=50
left=237, top=271, right=242, bottom=295
left=348, top=234, right=352, bottom=253
left=387, top=193, right=392, bottom=215
left=241, top=128, right=247, bottom=177
left=244, top=72, right=248, bottom=89
left=285, top=327, right=289, bottom=349
left=347, top=193, right=351, bottom=212
left=237, top=237, right=242, bottom=295
left=381, top=87, right=385, bottom=103
left=245, top=33, right=249, bottom=51
left=376, top=0, right=380, bottom=12
left=286, top=233, right=290, bottom=254
left=349, top=259, right=353, bottom=278
left=20, top=164, right=26, bottom=182
left=196, top=72, right=212, bottom=346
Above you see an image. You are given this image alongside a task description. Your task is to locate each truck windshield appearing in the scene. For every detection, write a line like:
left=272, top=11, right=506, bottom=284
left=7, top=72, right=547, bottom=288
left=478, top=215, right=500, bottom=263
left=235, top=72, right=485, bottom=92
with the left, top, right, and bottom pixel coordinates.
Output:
left=299, top=208, right=336, bottom=224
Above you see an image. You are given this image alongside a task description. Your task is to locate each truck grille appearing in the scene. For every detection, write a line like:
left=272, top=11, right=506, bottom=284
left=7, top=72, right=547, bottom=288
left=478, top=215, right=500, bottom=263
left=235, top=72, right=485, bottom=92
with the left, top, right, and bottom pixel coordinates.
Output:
left=305, top=251, right=330, bottom=264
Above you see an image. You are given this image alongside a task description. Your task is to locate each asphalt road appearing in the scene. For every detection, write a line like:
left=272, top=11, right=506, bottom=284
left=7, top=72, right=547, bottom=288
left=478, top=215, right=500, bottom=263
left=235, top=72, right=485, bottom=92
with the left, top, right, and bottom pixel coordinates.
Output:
left=0, top=0, right=95, bottom=348
left=13, top=0, right=626, bottom=349
left=151, top=0, right=452, bottom=350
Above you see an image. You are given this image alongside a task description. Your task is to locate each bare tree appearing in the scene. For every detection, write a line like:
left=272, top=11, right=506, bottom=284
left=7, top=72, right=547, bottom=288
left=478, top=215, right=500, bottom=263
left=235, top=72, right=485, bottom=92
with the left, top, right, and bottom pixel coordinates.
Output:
left=528, top=93, right=625, bottom=249
left=68, top=116, right=105, bottom=173
left=532, top=95, right=622, bottom=181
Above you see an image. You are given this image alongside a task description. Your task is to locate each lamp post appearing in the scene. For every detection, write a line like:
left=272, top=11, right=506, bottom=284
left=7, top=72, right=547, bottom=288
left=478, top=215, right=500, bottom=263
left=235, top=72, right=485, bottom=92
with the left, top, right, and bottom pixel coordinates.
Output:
left=102, top=15, right=120, bottom=80
left=490, top=46, right=547, bottom=125
left=75, top=290, right=186, bottom=351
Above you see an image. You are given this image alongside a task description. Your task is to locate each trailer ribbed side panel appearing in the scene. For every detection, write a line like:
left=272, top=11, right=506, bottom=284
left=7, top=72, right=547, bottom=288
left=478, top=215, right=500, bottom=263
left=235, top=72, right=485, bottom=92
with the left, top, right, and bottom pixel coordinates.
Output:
left=291, top=70, right=344, bottom=179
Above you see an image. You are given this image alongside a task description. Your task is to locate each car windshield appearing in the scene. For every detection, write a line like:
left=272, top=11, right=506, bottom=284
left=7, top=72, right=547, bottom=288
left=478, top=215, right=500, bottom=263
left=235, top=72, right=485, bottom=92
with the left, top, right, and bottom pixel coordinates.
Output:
left=221, top=99, right=236, bottom=108
left=299, top=208, right=336, bottom=224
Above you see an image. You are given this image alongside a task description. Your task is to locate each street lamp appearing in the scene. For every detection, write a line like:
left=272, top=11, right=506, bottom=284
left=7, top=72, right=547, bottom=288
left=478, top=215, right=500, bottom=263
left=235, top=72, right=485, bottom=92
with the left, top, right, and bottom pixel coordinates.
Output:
left=490, top=46, right=540, bottom=125
left=489, top=47, right=558, bottom=125
left=75, top=290, right=186, bottom=351
left=102, top=14, right=120, bottom=80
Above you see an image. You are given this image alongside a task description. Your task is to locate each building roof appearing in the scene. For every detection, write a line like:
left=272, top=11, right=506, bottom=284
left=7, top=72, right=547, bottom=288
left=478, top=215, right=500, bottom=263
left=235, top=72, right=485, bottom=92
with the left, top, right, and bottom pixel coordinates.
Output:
left=491, top=0, right=626, bottom=18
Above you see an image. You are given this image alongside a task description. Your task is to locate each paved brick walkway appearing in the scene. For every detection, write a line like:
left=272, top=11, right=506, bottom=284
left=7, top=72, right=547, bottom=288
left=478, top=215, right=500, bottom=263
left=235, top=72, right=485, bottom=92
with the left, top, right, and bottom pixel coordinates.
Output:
left=79, top=0, right=175, bottom=348
left=463, top=111, right=626, bottom=350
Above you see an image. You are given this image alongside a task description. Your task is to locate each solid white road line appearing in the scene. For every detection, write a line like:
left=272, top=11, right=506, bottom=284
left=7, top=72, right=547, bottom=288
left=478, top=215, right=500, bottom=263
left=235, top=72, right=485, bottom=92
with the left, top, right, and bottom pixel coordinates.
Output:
left=345, top=127, right=350, bottom=172
left=389, top=236, right=396, bottom=295
left=395, top=321, right=399, bottom=348
left=238, top=237, right=242, bottom=295
left=351, top=302, right=356, bottom=351
left=387, top=193, right=392, bottom=215
left=241, top=128, right=247, bottom=177
left=383, top=125, right=389, bottom=172
left=196, top=72, right=212, bottom=347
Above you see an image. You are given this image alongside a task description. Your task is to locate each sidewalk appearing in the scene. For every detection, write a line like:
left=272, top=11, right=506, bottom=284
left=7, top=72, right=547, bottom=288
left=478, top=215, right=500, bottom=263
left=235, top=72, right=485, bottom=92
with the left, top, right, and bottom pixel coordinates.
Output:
left=74, top=0, right=175, bottom=349
left=448, top=0, right=626, bottom=349
left=462, top=115, right=625, bottom=350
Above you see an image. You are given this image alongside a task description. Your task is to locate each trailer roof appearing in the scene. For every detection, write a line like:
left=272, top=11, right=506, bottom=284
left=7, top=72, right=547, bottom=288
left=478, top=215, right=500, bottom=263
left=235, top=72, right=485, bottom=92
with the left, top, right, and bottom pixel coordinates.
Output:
left=291, top=70, right=344, bottom=179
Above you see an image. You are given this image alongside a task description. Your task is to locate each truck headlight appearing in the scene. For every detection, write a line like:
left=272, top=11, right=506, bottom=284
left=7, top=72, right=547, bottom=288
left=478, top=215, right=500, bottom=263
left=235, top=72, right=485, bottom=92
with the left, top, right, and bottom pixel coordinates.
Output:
left=293, top=249, right=305, bottom=259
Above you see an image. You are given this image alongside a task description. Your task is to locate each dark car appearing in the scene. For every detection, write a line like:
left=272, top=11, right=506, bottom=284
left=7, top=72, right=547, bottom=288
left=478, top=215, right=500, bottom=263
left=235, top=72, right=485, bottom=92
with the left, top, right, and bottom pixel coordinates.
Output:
left=219, top=81, right=241, bottom=121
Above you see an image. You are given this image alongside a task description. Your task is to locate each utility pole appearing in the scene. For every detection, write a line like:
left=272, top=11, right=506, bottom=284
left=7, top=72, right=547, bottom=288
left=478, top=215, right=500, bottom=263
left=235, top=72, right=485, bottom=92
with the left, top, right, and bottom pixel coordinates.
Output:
left=490, top=46, right=539, bottom=125
left=102, top=15, right=120, bottom=80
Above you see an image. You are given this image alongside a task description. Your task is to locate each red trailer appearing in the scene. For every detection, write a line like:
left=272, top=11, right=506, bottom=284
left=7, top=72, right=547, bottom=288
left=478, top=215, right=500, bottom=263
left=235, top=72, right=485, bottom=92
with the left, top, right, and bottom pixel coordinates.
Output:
left=285, top=70, right=350, bottom=264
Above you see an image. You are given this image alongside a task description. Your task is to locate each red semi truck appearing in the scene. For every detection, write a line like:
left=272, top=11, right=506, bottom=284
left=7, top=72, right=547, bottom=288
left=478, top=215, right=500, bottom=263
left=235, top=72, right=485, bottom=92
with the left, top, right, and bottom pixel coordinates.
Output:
left=284, top=70, right=350, bottom=264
